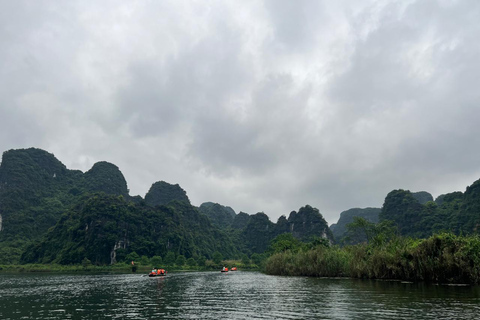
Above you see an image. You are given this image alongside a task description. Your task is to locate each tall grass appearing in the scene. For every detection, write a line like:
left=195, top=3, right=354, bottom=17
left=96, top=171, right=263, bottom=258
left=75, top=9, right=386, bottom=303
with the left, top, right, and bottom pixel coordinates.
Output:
left=265, top=233, right=480, bottom=284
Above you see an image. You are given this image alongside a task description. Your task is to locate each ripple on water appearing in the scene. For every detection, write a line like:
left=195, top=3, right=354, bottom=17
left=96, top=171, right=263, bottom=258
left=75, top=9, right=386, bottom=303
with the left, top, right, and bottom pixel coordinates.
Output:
left=1, top=272, right=480, bottom=319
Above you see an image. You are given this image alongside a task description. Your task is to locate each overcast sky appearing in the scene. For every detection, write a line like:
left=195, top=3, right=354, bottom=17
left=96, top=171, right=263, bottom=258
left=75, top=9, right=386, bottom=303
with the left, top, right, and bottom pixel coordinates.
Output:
left=1, top=0, right=480, bottom=225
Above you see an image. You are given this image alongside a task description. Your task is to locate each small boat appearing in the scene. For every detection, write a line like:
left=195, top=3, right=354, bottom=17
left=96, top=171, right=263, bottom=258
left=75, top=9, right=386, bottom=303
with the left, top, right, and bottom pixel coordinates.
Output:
left=231, top=267, right=237, bottom=271
left=221, top=267, right=229, bottom=273
left=149, top=269, right=167, bottom=277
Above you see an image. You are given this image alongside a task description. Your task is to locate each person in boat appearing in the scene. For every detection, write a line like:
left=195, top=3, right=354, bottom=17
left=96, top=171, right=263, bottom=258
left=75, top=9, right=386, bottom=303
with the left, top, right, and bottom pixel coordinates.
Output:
left=222, top=266, right=226, bottom=271
left=157, top=269, right=165, bottom=275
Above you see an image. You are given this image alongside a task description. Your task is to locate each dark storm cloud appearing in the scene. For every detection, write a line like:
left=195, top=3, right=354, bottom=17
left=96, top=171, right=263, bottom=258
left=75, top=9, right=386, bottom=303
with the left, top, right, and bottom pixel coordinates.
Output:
left=1, top=0, right=480, bottom=224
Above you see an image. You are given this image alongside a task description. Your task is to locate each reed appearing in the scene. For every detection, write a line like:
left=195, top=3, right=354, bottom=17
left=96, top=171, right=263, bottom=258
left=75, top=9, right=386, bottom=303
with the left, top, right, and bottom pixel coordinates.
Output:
left=265, top=233, right=480, bottom=284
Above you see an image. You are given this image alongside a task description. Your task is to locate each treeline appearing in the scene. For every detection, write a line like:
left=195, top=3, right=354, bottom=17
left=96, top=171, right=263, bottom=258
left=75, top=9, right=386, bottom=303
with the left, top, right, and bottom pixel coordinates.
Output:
left=265, top=218, right=480, bottom=284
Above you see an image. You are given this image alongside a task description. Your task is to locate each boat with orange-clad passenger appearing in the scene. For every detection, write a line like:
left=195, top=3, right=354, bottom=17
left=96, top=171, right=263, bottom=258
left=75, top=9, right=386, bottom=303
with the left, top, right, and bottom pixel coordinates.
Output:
left=149, top=268, right=167, bottom=277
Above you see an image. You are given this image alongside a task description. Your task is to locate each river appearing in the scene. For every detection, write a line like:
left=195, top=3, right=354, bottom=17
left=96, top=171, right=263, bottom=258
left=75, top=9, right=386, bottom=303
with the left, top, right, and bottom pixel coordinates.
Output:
left=1, top=271, right=479, bottom=319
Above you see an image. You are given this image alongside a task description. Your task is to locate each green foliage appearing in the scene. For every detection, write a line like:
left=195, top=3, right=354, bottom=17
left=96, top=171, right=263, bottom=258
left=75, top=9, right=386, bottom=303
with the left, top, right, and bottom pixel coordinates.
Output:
left=139, top=255, right=150, bottom=265
left=306, top=236, right=331, bottom=249
left=150, top=255, right=163, bottom=268
left=412, top=191, right=434, bottom=204
left=267, top=233, right=303, bottom=255
left=164, top=252, right=176, bottom=266
left=287, top=205, right=334, bottom=242
left=379, top=182, right=480, bottom=239
left=186, top=257, right=197, bottom=267
left=84, top=162, right=129, bottom=197
left=331, top=207, right=381, bottom=243
left=345, top=217, right=397, bottom=247
left=212, top=251, right=223, bottom=264
left=144, top=181, right=190, bottom=207
left=250, top=253, right=266, bottom=266
left=0, top=150, right=338, bottom=265
left=231, top=212, right=250, bottom=230
left=81, top=257, right=92, bottom=269
left=241, top=212, right=275, bottom=254
left=266, top=232, right=480, bottom=284
left=196, top=256, right=206, bottom=267
left=19, top=193, right=240, bottom=265
left=125, top=252, right=140, bottom=263
left=7, top=147, right=480, bottom=274
left=0, top=148, right=131, bottom=262
left=198, top=202, right=236, bottom=229
left=175, top=255, right=186, bottom=266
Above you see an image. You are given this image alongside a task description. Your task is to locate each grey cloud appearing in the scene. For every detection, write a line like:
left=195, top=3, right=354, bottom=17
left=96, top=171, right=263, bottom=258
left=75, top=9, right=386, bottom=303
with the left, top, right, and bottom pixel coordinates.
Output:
left=1, top=0, right=480, bottom=225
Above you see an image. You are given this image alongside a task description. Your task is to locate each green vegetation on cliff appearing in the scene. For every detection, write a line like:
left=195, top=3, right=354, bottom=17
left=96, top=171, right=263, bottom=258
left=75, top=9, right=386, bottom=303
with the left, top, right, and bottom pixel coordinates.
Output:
left=379, top=183, right=480, bottom=238
left=0, top=148, right=334, bottom=266
left=4, top=146, right=480, bottom=280
left=20, top=193, right=237, bottom=265
left=198, top=202, right=236, bottom=229
left=144, top=181, right=190, bottom=207
left=330, top=207, right=381, bottom=243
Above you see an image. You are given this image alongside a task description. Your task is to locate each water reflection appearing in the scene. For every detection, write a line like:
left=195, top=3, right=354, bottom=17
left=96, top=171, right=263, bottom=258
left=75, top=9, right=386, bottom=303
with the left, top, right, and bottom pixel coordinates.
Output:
left=1, top=272, right=480, bottom=319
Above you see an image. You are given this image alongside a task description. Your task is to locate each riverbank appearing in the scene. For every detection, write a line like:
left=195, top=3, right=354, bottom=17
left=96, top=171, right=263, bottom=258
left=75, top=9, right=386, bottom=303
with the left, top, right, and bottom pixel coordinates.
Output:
left=265, top=233, right=480, bottom=285
left=0, top=260, right=259, bottom=274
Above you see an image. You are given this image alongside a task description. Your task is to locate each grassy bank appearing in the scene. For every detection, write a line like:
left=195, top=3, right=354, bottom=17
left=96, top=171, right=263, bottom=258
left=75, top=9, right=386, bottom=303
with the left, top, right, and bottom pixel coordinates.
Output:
left=0, top=259, right=259, bottom=274
left=265, top=233, right=480, bottom=284
left=0, top=263, right=145, bottom=273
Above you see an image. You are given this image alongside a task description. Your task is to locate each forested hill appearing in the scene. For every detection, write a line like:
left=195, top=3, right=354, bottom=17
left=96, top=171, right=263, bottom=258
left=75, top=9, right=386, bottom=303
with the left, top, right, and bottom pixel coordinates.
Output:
left=380, top=182, right=480, bottom=238
left=0, top=148, right=333, bottom=265
left=4, top=147, right=478, bottom=265
left=331, top=184, right=480, bottom=243
left=0, top=148, right=129, bottom=243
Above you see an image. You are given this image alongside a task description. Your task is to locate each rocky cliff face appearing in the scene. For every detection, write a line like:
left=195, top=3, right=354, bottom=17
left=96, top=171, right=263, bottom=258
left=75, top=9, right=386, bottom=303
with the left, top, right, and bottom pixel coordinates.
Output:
left=412, top=191, right=434, bottom=204
left=287, top=205, right=334, bottom=242
left=198, top=202, right=236, bottom=228
left=144, top=181, right=190, bottom=207
left=331, top=207, right=381, bottom=242
left=0, top=148, right=131, bottom=245
left=20, top=193, right=238, bottom=265
left=84, top=161, right=129, bottom=197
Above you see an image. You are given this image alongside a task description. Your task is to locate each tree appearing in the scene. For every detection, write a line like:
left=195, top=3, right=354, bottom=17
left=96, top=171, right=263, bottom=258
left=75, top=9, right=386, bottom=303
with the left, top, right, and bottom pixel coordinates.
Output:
left=251, top=253, right=265, bottom=266
left=139, top=255, right=150, bottom=265
left=150, top=255, right=163, bottom=268
left=346, top=217, right=396, bottom=247
left=115, top=248, right=127, bottom=262
left=126, top=251, right=140, bottom=264
left=267, top=233, right=302, bottom=255
left=175, top=255, right=186, bottom=266
left=186, top=257, right=197, bottom=267
left=164, top=251, right=176, bottom=266
left=212, top=251, right=223, bottom=264
left=241, top=254, right=250, bottom=265
left=197, top=256, right=206, bottom=267
left=82, top=257, right=92, bottom=269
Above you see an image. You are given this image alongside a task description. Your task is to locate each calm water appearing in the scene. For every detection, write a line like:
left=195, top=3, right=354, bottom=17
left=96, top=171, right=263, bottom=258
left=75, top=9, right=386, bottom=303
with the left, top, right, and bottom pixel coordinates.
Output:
left=1, top=271, right=480, bottom=319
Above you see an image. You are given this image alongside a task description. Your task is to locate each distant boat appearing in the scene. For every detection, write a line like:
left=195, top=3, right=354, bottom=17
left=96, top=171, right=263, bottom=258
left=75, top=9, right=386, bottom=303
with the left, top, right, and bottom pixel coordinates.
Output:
left=231, top=267, right=237, bottom=271
left=221, top=267, right=229, bottom=273
left=149, top=269, right=167, bottom=277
